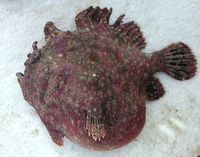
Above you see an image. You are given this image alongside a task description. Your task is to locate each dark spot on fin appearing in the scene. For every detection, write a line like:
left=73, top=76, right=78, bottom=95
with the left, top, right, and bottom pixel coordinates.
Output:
left=153, top=42, right=197, bottom=80
left=75, top=6, right=112, bottom=29
left=146, top=77, right=165, bottom=101
left=92, top=10, right=100, bottom=22
left=86, top=114, right=106, bottom=141
left=75, top=6, right=146, bottom=50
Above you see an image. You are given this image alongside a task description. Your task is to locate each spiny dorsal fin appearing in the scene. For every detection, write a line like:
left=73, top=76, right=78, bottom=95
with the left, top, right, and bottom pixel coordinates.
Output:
left=75, top=6, right=146, bottom=50
left=44, top=21, right=63, bottom=42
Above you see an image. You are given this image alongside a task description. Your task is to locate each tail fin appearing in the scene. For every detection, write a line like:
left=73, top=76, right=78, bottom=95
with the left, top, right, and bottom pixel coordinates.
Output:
left=153, top=42, right=197, bottom=80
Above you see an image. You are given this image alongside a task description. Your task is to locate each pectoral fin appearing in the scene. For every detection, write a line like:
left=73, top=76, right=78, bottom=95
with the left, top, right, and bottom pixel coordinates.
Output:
left=86, top=114, right=106, bottom=141
left=146, top=77, right=165, bottom=101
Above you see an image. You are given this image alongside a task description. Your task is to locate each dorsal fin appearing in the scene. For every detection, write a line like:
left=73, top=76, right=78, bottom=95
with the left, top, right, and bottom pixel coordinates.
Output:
left=75, top=6, right=146, bottom=50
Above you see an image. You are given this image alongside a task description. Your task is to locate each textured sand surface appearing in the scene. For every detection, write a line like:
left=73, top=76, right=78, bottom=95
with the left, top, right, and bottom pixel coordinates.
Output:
left=0, top=0, right=200, bottom=157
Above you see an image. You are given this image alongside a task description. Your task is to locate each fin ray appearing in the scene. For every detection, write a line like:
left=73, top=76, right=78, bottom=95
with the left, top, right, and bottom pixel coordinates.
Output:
left=86, top=114, right=106, bottom=141
left=153, top=42, right=197, bottom=80
left=75, top=6, right=146, bottom=50
left=146, top=77, right=165, bottom=101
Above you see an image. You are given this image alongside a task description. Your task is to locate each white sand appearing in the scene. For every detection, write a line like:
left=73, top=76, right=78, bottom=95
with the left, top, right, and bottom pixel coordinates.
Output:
left=0, top=0, right=200, bottom=157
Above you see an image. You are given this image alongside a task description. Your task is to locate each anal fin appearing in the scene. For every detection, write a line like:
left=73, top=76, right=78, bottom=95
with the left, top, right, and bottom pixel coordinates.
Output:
left=86, top=115, right=106, bottom=141
left=146, top=77, right=165, bottom=101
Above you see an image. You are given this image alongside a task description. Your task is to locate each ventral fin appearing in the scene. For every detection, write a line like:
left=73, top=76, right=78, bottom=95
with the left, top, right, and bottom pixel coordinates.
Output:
left=86, top=114, right=106, bottom=141
left=75, top=6, right=146, bottom=50
left=146, top=77, right=165, bottom=101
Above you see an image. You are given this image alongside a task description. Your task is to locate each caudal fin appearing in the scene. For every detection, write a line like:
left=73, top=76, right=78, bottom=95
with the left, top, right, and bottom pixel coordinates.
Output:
left=154, top=42, right=197, bottom=80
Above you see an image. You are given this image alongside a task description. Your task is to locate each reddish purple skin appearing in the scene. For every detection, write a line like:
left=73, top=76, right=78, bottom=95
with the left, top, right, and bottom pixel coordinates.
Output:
left=16, top=6, right=197, bottom=151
